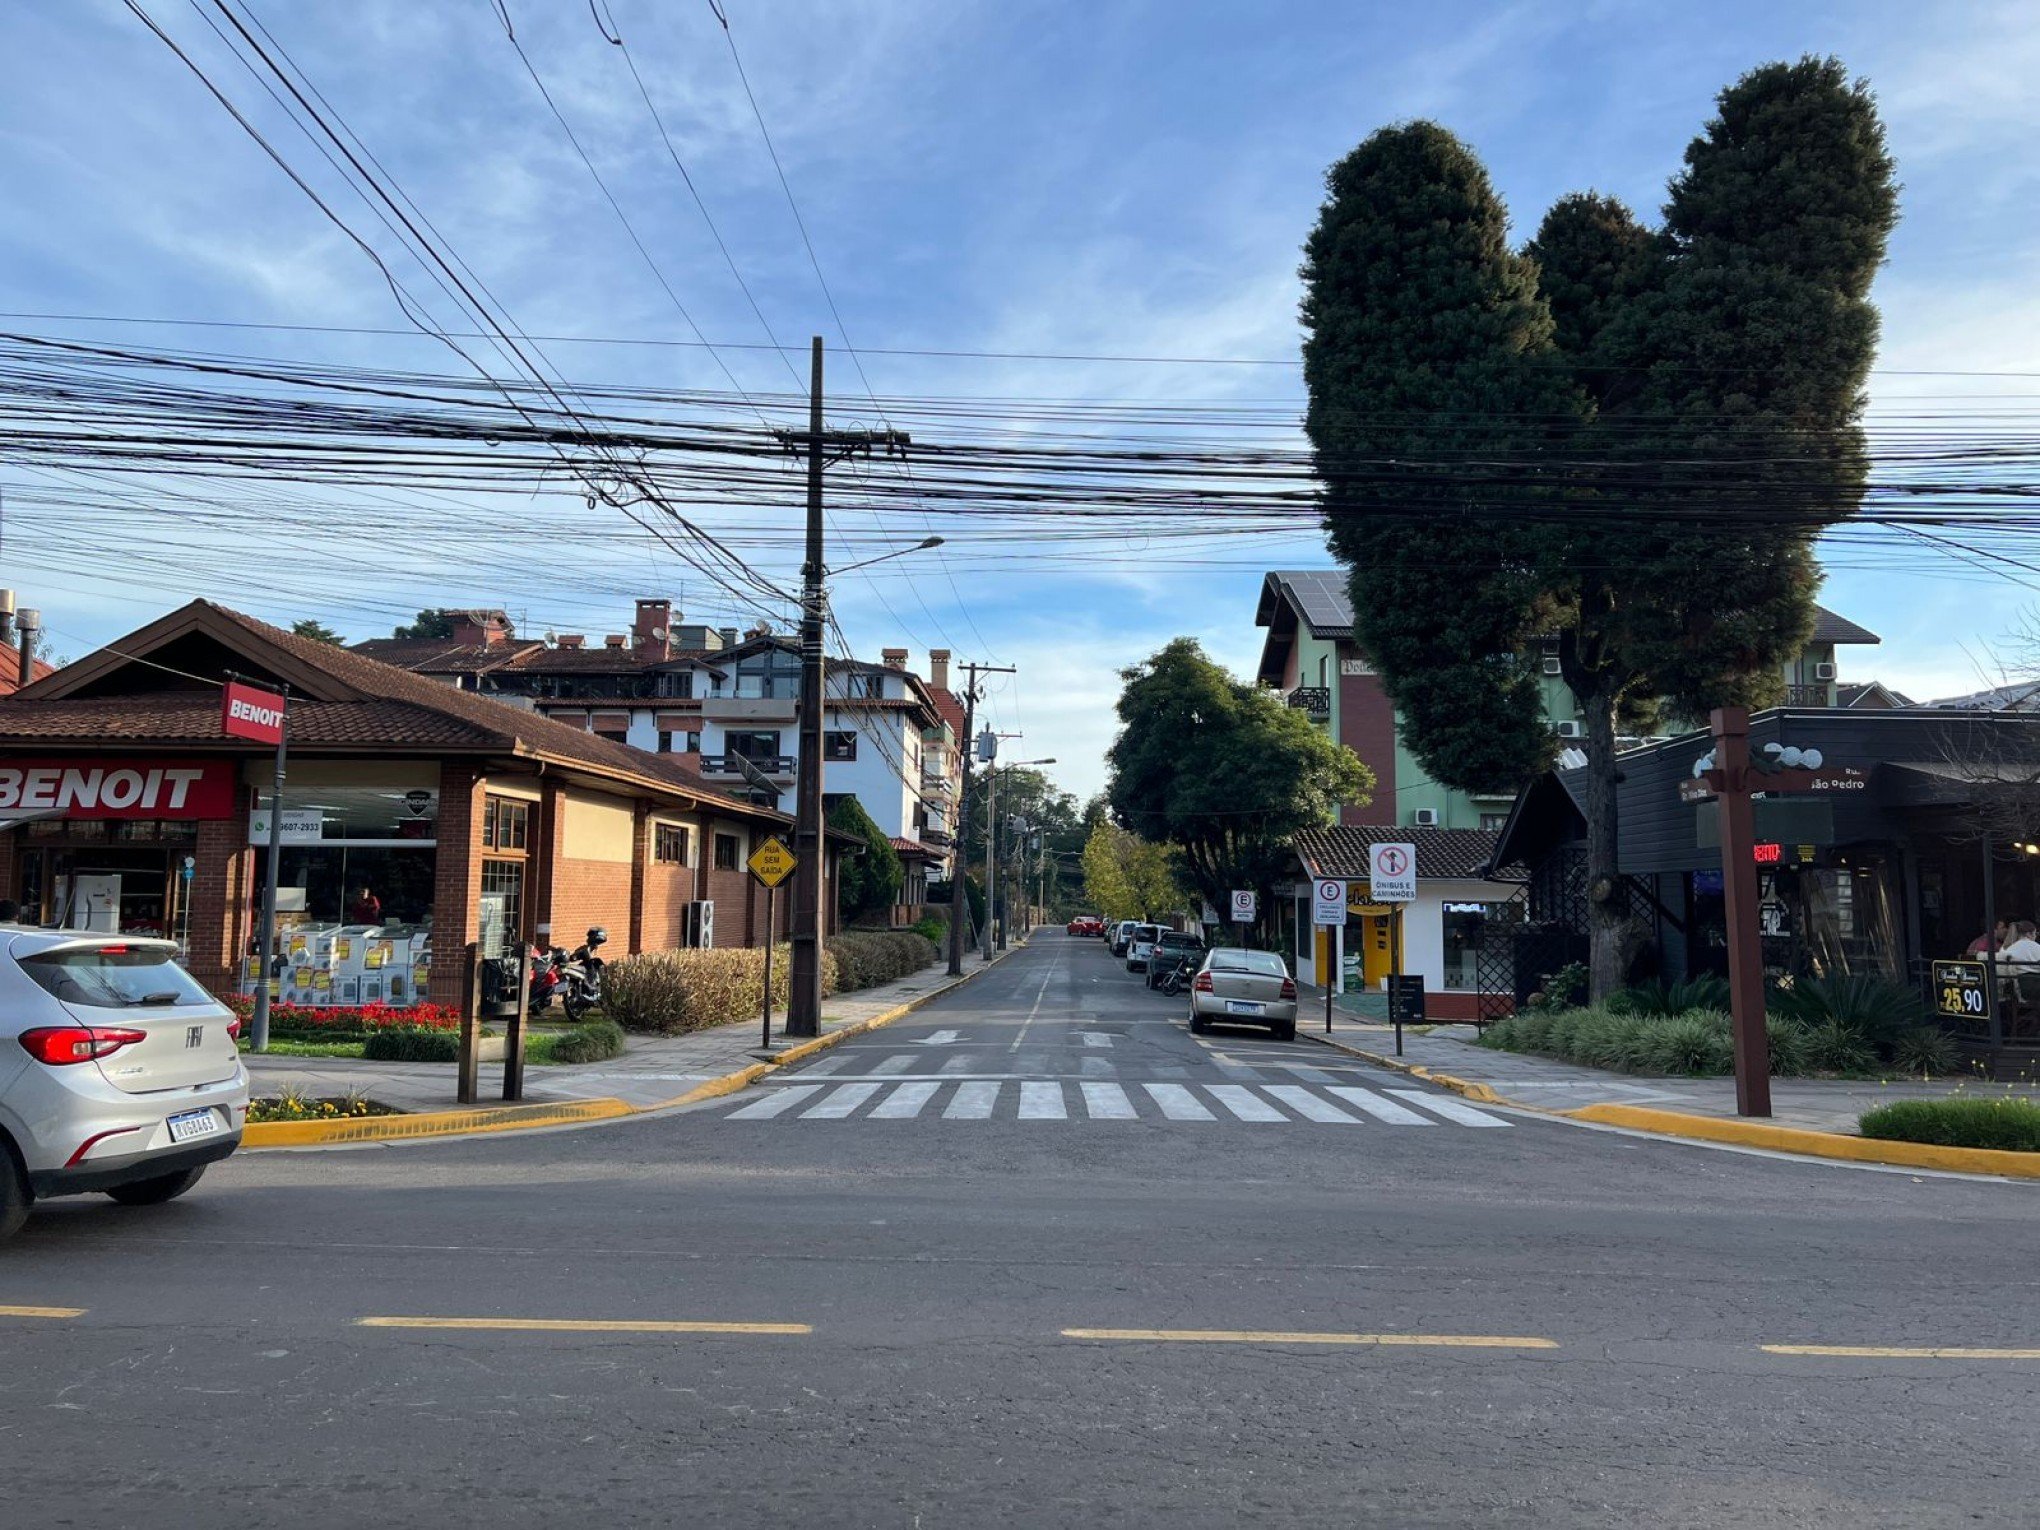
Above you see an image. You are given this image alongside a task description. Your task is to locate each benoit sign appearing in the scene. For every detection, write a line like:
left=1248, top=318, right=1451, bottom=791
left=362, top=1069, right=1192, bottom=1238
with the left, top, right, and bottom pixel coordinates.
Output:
left=0, top=758, right=237, bottom=819
left=221, top=680, right=287, bottom=745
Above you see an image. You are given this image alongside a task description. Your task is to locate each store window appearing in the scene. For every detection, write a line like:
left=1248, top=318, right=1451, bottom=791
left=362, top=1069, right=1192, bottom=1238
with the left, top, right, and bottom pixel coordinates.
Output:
left=479, top=858, right=525, bottom=957
left=714, top=832, right=741, bottom=871
left=1441, top=902, right=1501, bottom=990
left=824, top=731, right=857, bottom=761
left=482, top=795, right=529, bottom=850
left=655, top=824, right=692, bottom=865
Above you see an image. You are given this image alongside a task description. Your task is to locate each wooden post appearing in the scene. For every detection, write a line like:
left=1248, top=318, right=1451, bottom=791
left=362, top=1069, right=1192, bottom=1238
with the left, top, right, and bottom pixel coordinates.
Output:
left=1712, top=708, right=1773, bottom=1118
left=458, top=941, right=482, bottom=1106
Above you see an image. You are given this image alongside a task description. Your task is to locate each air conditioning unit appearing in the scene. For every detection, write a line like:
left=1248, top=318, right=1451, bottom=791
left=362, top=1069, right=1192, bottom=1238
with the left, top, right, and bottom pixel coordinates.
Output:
left=1541, top=656, right=1563, bottom=676
left=1555, top=720, right=1584, bottom=739
left=683, top=900, right=716, bottom=949
left=1813, top=661, right=1837, bottom=682
left=1413, top=808, right=1440, bottom=826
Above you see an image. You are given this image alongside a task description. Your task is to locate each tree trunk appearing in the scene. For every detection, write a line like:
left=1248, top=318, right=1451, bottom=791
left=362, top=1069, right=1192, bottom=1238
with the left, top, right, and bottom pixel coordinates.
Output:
left=1580, top=683, right=1626, bottom=1002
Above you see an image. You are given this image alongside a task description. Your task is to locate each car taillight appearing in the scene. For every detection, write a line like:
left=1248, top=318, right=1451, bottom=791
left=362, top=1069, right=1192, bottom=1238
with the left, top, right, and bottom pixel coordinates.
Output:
left=226, top=1018, right=244, bottom=1041
left=1279, top=977, right=1298, bottom=1000
left=1193, top=971, right=1213, bottom=993
left=19, top=1026, right=150, bottom=1066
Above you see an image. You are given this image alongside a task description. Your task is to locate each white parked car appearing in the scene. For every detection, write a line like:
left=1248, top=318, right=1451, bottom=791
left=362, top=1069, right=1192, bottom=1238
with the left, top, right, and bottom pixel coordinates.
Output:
left=0, top=930, right=248, bottom=1240
left=1187, top=948, right=1299, bottom=1040
left=1124, top=924, right=1163, bottom=973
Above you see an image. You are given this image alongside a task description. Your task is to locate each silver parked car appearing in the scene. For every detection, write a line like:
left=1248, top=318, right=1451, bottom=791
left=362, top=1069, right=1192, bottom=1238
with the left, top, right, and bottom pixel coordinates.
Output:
left=0, top=930, right=248, bottom=1240
left=1187, top=948, right=1299, bottom=1040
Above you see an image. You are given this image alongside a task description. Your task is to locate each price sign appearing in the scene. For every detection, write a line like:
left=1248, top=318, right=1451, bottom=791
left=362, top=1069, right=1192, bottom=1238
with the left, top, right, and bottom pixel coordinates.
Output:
left=746, top=837, right=798, bottom=888
left=1932, top=959, right=1991, bottom=1021
left=1387, top=973, right=1426, bottom=1024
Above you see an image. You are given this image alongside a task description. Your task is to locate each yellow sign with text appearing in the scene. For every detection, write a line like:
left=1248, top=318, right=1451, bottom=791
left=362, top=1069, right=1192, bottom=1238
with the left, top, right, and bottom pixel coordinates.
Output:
left=747, top=837, right=798, bottom=888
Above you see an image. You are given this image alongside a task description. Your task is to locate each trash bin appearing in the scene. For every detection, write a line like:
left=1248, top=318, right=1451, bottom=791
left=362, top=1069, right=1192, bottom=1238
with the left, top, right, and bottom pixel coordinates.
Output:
left=478, top=955, right=523, bottom=1019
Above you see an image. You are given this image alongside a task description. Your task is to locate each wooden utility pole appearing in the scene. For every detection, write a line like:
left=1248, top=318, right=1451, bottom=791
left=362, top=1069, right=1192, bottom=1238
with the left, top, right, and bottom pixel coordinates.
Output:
left=948, top=662, right=1014, bottom=975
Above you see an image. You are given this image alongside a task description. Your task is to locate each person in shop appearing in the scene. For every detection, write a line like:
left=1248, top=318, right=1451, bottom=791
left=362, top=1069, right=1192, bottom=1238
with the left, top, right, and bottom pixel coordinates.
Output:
left=1968, top=919, right=2010, bottom=956
left=346, top=885, right=383, bottom=925
left=1999, top=921, right=2040, bottom=973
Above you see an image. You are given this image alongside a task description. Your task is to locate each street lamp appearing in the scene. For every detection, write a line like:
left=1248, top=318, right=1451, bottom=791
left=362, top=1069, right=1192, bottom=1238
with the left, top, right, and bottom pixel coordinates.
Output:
left=985, top=757, right=1055, bottom=957
left=826, top=536, right=944, bottom=580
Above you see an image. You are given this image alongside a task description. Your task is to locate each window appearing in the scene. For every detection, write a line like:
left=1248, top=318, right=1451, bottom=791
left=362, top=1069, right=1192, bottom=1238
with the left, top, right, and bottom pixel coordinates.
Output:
left=19, top=946, right=214, bottom=1009
left=481, top=796, right=529, bottom=850
left=658, top=670, right=694, bottom=700
left=713, top=833, right=741, bottom=871
left=654, top=824, right=692, bottom=865
left=824, top=730, right=857, bottom=761
left=657, top=731, right=673, bottom=754
left=1441, top=903, right=1502, bottom=989
left=594, top=729, right=627, bottom=745
left=686, top=730, right=701, bottom=753
left=726, top=730, right=781, bottom=764
left=480, top=858, right=525, bottom=957
left=844, top=672, right=881, bottom=699
left=1479, top=812, right=1508, bottom=832
left=734, top=647, right=802, bottom=699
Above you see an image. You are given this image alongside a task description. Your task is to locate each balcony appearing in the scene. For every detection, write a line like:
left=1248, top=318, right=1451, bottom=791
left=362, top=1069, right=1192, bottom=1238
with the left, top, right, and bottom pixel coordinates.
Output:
left=1286, top=685, right=1332, bottom=721
left=1784, top=683, right=1834, bottom=707
left=920, top=825, right=954, bottom=847
left=700, top=694, right=799, bottom=723
left=699, top=753, right=797, bottom=778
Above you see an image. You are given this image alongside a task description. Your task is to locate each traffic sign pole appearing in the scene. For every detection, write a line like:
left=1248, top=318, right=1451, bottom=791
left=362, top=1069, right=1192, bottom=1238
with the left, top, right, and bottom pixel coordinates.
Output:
left=761, top=884, right=774, bottom=1050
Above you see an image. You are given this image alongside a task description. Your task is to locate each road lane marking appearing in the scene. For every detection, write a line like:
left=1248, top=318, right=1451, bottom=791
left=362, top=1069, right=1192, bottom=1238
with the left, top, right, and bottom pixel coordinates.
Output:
left=1080, top=1032, right=1112, bottom=1048
left=1762, top=1345, right=2040, bottom=1360
left=1327, top=1086, right=1437, bottom=1126
left=725, top=1084, right=825, bottom=1119
left=1011, top=945, right=1062, bottom=1052
left=802, top=1083, right=883, bottom=1119
left=1265, top=1085, right=1362, bottom=1123
left=944, top=1080, right=1001, bottom=1119
left=867, top=1053, right=917, bottom=1076
left=1080, top=1082, right=1138, bottom=1120
left=917, top=1030, right=961, bottom=1046
left=1062, top=1328, right=1556, bottom=1349
left=0, top=1305, right=85, bottom=1319
left=1279, top=1064, right=1337, bottom=1083
left=1143, top=1083, right=1215, bottom=1121
left=939, top=1054, right=976, bottom=1075
left=1386, top=1089, right=1509, bottom=1127
left=797, top=1054, right=850, bottom=1078
left=869, top=1081, right=941, bottom=1119
left=1206, top=1084, right=1288, bottom=1122
left=359, top=1318, right=811, bottom=1336
left=1018, top=1081, right=1068, bottom=1120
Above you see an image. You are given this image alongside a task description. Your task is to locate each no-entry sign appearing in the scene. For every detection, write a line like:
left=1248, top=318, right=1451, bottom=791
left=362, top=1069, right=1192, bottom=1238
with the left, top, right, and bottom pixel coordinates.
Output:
left=1311, top=878, right=1347, bottom=926
left=1368, top=842, right=1417, bottom=902
left=222, top=680, right=287, bottom=745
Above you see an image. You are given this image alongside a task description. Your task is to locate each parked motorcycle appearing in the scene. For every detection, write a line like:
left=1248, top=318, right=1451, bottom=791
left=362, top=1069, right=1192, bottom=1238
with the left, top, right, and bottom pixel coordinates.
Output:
left=528, top=942, right=564, bottom=1013
left=555, top=926, right=608, bottom=1023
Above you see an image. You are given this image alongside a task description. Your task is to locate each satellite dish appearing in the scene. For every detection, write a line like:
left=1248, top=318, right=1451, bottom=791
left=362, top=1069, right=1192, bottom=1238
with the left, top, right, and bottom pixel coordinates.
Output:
left=543, top=628, right=558, bottom=647
left=651, top=627, right=668, bottom=641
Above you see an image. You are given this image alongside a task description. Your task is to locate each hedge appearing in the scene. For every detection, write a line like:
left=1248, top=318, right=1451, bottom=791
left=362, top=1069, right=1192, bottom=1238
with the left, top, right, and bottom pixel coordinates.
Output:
left=603, top=933, right=938, bottom=1036
left=362, top=1026, right=463, bottom=1063
left=1859, top=1098, right=2040, bottom=1153
left=828, top=931, right=938, bottom=993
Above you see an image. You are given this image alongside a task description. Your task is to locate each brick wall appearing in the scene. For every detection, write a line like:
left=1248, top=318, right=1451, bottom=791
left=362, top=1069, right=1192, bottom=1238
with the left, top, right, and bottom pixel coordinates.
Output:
left=188, top=811, right=255, bottom=998
left=549, top=857, right=634, bottom=952
left=1338, top=666, right=1398, bottom=827
left=428, top=763, right=485, bottom=1012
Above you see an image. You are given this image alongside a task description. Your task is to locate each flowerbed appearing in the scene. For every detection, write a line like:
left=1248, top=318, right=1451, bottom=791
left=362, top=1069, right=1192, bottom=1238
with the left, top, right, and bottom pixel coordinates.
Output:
left=247, top=1088, right=399, bottom=1124
left=227, top=995, right=461, bottom=1041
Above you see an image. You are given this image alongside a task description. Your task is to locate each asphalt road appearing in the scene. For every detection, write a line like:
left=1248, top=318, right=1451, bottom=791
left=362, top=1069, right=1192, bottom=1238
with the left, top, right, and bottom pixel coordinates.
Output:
left=4, top=932, right=2037, bottom=1528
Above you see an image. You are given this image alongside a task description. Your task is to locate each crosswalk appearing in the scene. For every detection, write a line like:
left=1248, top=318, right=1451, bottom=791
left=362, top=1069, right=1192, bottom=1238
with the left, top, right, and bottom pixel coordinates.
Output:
left=722, top=1076, right=1508, bottom=1127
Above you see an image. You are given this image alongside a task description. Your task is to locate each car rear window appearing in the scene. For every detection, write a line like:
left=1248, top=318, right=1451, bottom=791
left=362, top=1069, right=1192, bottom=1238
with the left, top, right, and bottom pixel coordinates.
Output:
left=1210, top=950, right=1288, bottom=977
left=1133, top=925, right=1160, bottom=941
left=17, top=945, right=216, bottom=1009
left=1158, top=932, right=1202, bottom=949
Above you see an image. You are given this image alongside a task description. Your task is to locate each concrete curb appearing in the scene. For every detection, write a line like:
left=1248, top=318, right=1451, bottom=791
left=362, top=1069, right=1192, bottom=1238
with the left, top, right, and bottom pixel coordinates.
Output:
left=1566, top=1103, right=2040, bottom=1180
left=1300, top=1026, right=2040, bottom=1179
left=245, top=941, right=1027, bottom=1148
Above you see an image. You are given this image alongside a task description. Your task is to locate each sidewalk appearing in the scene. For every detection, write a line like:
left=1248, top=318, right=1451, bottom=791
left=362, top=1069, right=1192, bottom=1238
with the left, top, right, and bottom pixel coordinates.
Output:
left=244, top=949, right=1007, bottom=1117
left=1295, top=983, right=2040, bottom=1136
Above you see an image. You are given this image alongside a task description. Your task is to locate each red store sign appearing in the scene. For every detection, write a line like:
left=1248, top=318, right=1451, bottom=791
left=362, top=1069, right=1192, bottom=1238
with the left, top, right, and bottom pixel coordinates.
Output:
left=0, top=758, right=239, bottom=820
left=221, top=680, right=287, bottom=745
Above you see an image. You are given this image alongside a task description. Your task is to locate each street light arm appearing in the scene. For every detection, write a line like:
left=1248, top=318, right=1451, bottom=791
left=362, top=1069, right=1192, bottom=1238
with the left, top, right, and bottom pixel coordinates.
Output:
left=825, top=536, right=944, bottom=579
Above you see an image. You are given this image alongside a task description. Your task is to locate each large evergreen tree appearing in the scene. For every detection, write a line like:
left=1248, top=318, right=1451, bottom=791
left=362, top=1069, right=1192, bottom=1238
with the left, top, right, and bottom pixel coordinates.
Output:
left=829, top=796, right=903, bottom=924
left=1301, top=59, right=1896, bottom=998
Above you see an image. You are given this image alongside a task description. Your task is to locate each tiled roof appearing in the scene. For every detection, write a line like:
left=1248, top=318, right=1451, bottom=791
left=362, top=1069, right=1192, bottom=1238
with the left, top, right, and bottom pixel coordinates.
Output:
left=6, top=602, right=785, bottom=822
left=0, top=655, right=61, bottom=699
left=1293, top=825, right=1516, bottom=882
left=888, top=835, right=941, bottom=859
left=929, top=688, right=967, bottom=738
left=348, top=638, right=537, bottom=674
left=1809, top=608, right=1879, bottom=645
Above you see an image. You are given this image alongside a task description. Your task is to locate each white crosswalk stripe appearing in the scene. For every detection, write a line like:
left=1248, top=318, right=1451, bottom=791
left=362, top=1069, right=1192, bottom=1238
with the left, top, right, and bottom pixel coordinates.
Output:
left=868, top=1054, right=917, bottom=1076
left=1080, top=1082, right=1137, bottom=1120
left=869, top=1081, right=942, bottom=1119
left=722, top=1079, right=1509, bottom=1128
left=1386, top=1089, right=1509, bottom=1127
left=1326, top=1086, right=1436, bottom=1125
left=1142, top=1083, right=1215, bottom=1121
left=1080, top=1032, right=1113, bottom=1048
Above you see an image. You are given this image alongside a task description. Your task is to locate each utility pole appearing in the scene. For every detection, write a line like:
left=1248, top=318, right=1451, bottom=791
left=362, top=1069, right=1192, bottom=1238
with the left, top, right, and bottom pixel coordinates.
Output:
left=774, top=337, right=910, bottom=1038
left=947, top=662, right=1014, bottom=976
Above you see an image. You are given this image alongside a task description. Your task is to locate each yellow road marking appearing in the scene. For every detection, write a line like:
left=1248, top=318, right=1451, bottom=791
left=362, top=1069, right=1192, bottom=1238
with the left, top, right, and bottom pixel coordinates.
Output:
left=357, top=1317, right=810, bottom=1335
left=1763, top=1344, right=2040, bottom=1360
left=1061, top=1328, right=1556, bottom=1349
left=0, top=1305, right=85, bottom=1319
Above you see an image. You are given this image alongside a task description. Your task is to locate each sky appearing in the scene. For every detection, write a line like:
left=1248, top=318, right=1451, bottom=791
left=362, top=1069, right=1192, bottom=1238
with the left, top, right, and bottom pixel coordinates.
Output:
left=2, top=0, right=2038, bottom=802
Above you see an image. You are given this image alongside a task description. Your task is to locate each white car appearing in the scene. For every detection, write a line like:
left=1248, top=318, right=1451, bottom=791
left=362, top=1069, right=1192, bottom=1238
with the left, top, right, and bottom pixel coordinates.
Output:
left=0, top=930, right=248, bottom=1239
left=1124, top=924, right=1163, bottom=973
left=1188, top=948, right=1299, bottom=1040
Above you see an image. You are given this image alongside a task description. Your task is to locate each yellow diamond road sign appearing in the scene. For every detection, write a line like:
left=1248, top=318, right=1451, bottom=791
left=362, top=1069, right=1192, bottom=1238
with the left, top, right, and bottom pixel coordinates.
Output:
left=747, top=837, right=797, bottom=888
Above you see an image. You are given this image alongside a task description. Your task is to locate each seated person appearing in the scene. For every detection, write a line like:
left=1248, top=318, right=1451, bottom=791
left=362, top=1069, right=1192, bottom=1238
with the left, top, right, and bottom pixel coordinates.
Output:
left=1998, top=921, right=2040, bottom=974
left=1968, top=919, right=2010, bottom=956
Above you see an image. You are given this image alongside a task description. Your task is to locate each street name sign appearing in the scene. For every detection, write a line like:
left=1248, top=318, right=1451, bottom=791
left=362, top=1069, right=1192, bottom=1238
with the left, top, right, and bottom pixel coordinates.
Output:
left=1368, top=842, right=1418, bottom=903
left=1230, top=890, right=1257, bottom=923
left=1311, top=878, right=1347, bottom=926
left=747, top=837, right=797, bottom=888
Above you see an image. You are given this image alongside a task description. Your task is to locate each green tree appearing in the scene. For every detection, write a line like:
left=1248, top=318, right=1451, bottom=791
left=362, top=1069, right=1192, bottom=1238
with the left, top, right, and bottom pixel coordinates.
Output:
left=1080, top=822, right=1182, bottom=924
left=829, top=796, right=903, bottom=924
left=291, top=618, right=344, bottom=646
left=1301, top=60, right=1895, bottom=998
left=1107, top=639, right=1374, bottom=935
left=392, top=609, right=455, bottom=640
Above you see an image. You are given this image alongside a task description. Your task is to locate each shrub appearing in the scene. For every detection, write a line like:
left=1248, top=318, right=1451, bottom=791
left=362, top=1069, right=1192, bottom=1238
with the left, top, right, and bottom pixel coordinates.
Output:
left=1860, top=1098, right=2040, bottom=1153
left=1765, top=1017, right=1816, bottom=1077
left=1771, top=974, right=1926, bottom=1049
left=601, top=946, right=844, bottom=1035
left=1634, top=1013, right=1735, bottom=1076
left=911, top=915, right=949, bottom=948
left=1891, top=1026, right=1958, bottom=1078
left=362, top=1026, right=462, bottom=1063
left=1806, top=1021, right=1877, bottom=1075
left=827, top=931, right=938, bottom=993
left=1612, top=975, right=1730, bottom=1017
left=1527, top=961, right=1588, bottom=1012
left=546, top=1019, right=626, bottom=1065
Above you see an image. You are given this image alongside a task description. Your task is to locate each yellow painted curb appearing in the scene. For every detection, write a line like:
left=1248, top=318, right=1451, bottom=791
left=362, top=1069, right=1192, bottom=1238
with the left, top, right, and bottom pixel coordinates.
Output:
left=244, top=1097, right=635, bottom=1148
left=669, top=1062, right=775, bottom=1107
left=1567, top=1103, right=2040, bottom=1179
left=1297, top=1029, right=1502, bottom=1103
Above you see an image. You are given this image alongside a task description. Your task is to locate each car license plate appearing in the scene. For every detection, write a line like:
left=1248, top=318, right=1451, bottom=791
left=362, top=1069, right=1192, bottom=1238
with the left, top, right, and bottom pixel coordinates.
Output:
left=167, top=1109, right=220, bottom=1143
left=1225, top=1000, right=1263, bottom=1015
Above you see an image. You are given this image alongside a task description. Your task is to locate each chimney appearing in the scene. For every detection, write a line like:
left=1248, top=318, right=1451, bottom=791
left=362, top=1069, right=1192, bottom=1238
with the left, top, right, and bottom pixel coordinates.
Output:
left=633, top=597, right=672, bottom=656
left=719, top=627, right=739, bottom=649
left=447, top=609, right=511, bottom=647
left=928, top=648, right=950, bottom=690
left=881, top=647, right=909, bottom=670
left=603, top=634, right=629, bottom=649
left=558, top=634, right=586, bottom=650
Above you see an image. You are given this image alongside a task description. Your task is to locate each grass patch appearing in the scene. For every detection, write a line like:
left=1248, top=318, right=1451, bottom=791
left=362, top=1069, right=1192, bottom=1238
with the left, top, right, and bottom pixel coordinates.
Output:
left=239, top=1038, right=367, bottom=1059
left=1859, top=1097, right=2040, bottom=1153
left=247, top=1087, right=398, bottom=1123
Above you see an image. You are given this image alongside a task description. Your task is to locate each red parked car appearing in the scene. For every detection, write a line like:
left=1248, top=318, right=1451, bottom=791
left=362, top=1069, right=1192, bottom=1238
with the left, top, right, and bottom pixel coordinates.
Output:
left=1066, top=915, right=1105, bottom=936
